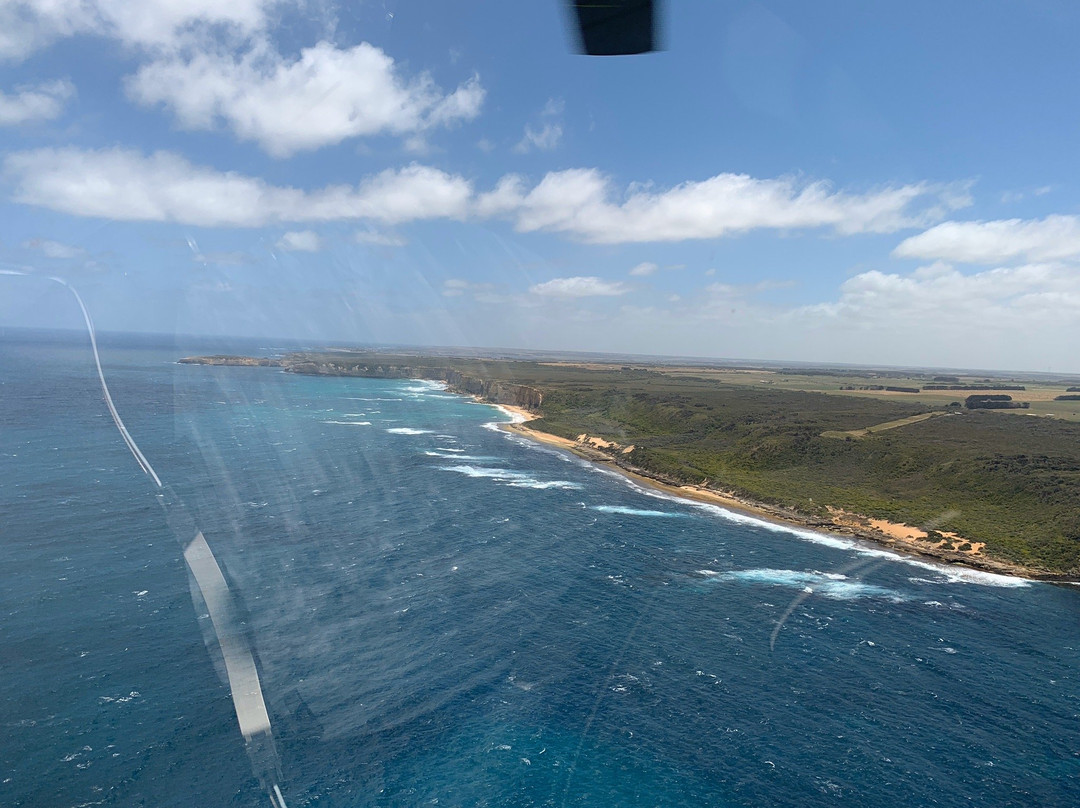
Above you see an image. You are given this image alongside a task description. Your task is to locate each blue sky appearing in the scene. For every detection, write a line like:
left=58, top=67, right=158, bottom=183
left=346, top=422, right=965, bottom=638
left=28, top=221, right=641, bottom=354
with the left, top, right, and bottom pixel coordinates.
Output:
left=1, top=0, right=1079, bottom=371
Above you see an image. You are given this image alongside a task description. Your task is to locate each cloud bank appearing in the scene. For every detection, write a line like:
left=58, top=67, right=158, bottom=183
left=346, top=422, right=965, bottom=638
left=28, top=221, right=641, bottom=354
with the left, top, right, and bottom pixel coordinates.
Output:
left=127, top=42, right=484, bottom=157
left=478, top=169, right=970, bottom=243
left=0, top=79, right=74, bottom=125
left=7, top=148, right=972, bottom=247
left=4, top=148, right=472, bottom=227
left=895, top=215, right=1080, bottom=265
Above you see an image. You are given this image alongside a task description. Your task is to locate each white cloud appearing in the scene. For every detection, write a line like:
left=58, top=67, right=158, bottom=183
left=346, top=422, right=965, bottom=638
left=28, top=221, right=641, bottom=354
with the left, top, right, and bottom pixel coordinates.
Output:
left=514, top=122, right=562, bottom=154
left=192, top=250, right=253, bottom=265
left=513, top=97, right=564, bottom=154
left=797, top=261, right=1080, bottom=331
left=355, top=229, right=407, bottom=247
left=1000, top=186, right=1052, bottom=204
left=0, top=79, right=74, bottom=125
left=629, top=261, right=658, bottom=276
left=460, top=263, right=1080, bottom=371
left=276, top=230, right=321, bottom=251
left=0, top=0, right=277, bottom=61
left=894, top=215, right=1080, bottom=265
left=427, top=74, right=485, bottom=127
left=477, top=169, right=969, bottom=244
left=402, top=135, right=432, bottom=155
left=127, top=41, right=484, bottom=156
left=541, top=97, right=564, bottom=117
left=7, top=148, right=990, bottom=272
left=23, top=237, right=84, bottom=258
left=705, top=278, right=795, bottom=298
left=768, top=260, right=1080, bottom=368
left=442, top=278, right=470, bottom=297
left=529, top=276, right=629, bottom=297
left=4, top=147, right=473, bottom=227
left=1, top=3, right=487, bottom=155
left=441, top=278, right=497, bottom=299
left=705, top=282, right=740, bottom=297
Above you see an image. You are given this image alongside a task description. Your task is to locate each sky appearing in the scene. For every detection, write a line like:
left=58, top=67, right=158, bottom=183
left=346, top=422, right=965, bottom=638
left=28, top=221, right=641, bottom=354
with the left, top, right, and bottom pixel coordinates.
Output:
left=1, top=0, right=1079, bottom=371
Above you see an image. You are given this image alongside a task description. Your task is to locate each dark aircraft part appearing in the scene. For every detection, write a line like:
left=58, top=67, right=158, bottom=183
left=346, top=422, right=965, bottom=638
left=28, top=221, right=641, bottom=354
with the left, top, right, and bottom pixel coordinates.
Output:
left=569, top=0, right=660, bottom=55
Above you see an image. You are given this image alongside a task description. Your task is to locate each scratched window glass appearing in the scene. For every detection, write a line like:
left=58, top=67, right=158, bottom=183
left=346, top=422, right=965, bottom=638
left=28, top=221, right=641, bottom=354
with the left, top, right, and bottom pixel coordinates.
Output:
left=2, top=3, right=1079, bottom=807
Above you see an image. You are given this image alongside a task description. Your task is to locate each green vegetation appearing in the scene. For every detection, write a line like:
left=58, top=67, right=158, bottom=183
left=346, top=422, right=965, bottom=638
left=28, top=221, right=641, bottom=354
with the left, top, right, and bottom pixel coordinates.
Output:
left=525, top=373, right=1080, bottom=573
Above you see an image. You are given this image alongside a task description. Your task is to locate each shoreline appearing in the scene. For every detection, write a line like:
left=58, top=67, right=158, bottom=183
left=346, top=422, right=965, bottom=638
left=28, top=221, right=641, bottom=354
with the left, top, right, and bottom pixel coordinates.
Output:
left=171, top=362, right=1075, bottom=581
left=485, top=403, right=1072, bottom=583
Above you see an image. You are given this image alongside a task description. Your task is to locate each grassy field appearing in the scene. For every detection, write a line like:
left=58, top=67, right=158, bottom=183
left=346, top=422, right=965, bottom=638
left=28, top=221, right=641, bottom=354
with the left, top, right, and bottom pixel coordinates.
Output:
left=272, top=352, right=1080, bottom=574
left=620, top=366, right=1080, bottom=421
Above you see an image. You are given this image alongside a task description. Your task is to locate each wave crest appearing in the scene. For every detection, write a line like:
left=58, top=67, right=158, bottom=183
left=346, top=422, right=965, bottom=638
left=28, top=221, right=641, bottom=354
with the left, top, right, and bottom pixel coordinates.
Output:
left=439, top=464, right=582, bottom=490
left=701, top=568, right=905, bottom=601
left=591, top=505, right=686, bottom=518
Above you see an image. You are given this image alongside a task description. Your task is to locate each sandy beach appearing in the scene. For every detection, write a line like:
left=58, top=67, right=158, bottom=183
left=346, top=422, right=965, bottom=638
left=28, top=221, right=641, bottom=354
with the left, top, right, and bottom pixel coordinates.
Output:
left=487, top=405, right=1066, bottom=581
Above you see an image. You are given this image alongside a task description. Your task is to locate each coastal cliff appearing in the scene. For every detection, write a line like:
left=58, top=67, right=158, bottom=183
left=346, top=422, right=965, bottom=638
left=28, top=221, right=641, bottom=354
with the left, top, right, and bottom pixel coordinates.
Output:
left=443, top=370, right=543, bottom=410
left=178, top=354, right=543, bottom=412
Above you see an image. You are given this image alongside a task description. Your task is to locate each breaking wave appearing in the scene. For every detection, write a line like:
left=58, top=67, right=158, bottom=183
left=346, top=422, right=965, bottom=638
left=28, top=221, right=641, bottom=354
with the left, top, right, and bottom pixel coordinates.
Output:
left=591, top=505, right=687, bottom=518
left=439, top=464, right=582, bottom=490
left=904, top=562, right=1030, bottom=588
left=700, top=568, right=905, bottom=601
left=424, top=451, right=499, bottom=461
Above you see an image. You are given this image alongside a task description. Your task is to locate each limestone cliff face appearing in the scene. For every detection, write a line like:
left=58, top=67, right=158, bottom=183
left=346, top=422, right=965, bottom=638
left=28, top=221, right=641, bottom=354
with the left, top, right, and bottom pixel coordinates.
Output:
left=442, top=370, right=542, bottom=410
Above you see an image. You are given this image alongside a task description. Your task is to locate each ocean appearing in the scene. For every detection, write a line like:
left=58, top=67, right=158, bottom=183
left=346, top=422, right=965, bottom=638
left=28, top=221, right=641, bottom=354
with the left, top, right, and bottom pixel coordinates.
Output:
left=2, top=331, right=1079, bottom=807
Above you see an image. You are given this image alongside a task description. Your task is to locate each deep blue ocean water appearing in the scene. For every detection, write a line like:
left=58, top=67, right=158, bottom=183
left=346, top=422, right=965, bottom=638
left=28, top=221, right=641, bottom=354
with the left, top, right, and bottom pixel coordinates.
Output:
left=2, top=332, right=1079, bottom=807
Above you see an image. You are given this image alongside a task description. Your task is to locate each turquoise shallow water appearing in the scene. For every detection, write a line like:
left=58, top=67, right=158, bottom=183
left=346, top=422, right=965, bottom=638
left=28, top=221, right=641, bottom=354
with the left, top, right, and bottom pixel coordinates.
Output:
left=2, top=332, right=1079, bottom=807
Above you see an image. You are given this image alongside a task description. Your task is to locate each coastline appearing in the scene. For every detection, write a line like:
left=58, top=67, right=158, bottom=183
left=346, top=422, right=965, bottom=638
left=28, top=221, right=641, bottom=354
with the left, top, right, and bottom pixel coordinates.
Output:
left=486, top=403, right=1070, bottom=583
left=171, top=359, right=1073, bottom=582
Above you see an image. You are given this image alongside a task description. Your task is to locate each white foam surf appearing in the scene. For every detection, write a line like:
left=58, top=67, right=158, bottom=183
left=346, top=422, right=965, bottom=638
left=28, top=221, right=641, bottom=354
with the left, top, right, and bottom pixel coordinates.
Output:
left=493, top=405, right=528, bottom=424
left=424, top=451, right=499, bottom=461
left=386, top=427, right=433, bottom=435
left=439, top=464, right=582, bottom=490
left=401, top=380, right=448, bottom=394
left=702, top=568, right=905, bottom=601
left=323, top=420, right=372, bottom=426
left=903, top=561, right=1031, bottom=588
left=591, top=505, right=687, bottom=518
left=506, top=479, right=584, bottom=490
